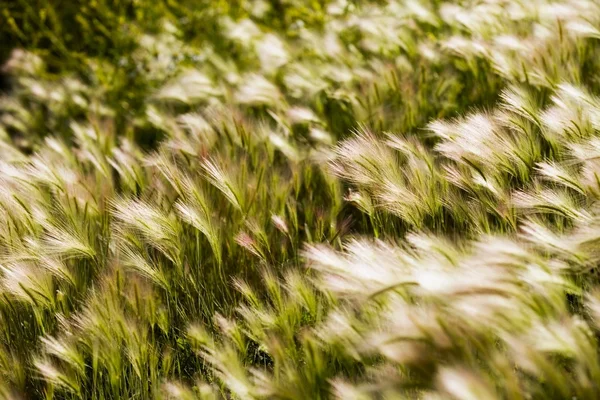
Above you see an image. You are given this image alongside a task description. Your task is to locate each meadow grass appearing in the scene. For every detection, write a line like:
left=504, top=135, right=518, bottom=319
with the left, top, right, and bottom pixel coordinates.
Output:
left=2, top=0, right=600, bottom=398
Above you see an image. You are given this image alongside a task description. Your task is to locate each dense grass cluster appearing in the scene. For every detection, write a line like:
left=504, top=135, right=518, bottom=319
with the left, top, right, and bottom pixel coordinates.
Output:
left=2, top=0, right=600, bottom=398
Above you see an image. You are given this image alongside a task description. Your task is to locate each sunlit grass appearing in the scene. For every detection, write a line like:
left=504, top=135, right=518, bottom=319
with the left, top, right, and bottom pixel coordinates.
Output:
left=1, top=0, right=600, bottom=398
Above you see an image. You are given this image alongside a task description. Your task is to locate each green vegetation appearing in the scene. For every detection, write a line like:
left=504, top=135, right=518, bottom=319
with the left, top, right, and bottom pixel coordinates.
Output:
left=1, top=0, right=600, bottom=398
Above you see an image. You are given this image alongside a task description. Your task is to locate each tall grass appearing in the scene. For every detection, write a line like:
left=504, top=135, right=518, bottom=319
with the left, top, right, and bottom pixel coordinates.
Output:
left=1, top=0, right=600, bottom=398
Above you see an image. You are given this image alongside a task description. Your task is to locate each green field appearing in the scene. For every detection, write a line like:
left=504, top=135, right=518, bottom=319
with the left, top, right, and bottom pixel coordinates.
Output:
left=2, top=0, right=600, bottom=398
